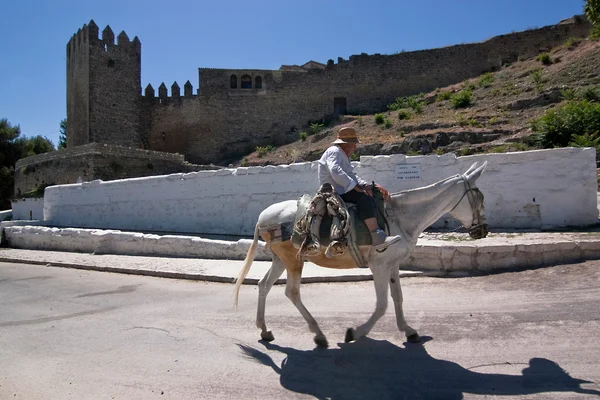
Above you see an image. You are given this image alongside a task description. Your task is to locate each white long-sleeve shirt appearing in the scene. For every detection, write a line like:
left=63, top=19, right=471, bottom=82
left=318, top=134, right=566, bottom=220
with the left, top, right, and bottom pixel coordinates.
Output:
left=317, top=145, right=369, bottom=194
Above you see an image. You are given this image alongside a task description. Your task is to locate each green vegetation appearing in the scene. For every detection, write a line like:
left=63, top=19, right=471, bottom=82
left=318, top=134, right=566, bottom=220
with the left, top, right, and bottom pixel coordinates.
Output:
left=478, top=72, right=494, bottom=88
left=299, top=131, right=308, bottom=141
left=436, top=91, right=452, bottom=101
left=536, top=52, right=552, bottom=65
left=530, top=100, right=600, bottom=148
left=1, top=118, right=55, bottom=209
left=583, top=87, right=599, bottom=102
left=256, top=145, right=276, bottom=158
left=310, top=122, right=324, bottom=134
left=387, top=94, right=424, bottom=113
left=560, top=88, right=577, bottom=100
left=564, top=37, right=582, bottom=49
left=384, top=118, right=393, bottom=128
left=530, top=69, right=546, bottom=92
left=585, top=0, right=600, bottom=39
left=451, top=89, right=473, bottom=108
left=397, top=110, right=411, bottom=120
left=58, top=119, right=67, bottom=149
left=374, top=113, right=385, bottom=125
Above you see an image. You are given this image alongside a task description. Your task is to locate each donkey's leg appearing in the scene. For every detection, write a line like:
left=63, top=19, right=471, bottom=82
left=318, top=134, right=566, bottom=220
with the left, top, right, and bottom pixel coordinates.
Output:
left=285, top=264, right=328, bottom=348
left=256, top=255, right=286, bottom=342
left=346, top=264, right=390, bottom=342
left=389, top=266, right=420, bottom=343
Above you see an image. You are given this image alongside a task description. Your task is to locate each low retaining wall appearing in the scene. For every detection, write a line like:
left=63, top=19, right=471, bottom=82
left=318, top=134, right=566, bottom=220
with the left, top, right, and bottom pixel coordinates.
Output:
left=41, top=148, right=598, bottom=235
left=4, top=225, right=600, bottom=272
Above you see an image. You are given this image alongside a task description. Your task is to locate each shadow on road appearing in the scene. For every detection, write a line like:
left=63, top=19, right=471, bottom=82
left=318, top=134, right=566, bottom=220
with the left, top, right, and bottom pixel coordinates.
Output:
left=238, top=336, right=599, bottom=400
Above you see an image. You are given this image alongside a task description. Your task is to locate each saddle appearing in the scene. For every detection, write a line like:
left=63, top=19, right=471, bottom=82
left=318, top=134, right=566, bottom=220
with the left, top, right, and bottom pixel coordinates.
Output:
left=291, top=183, right=389, bottom=267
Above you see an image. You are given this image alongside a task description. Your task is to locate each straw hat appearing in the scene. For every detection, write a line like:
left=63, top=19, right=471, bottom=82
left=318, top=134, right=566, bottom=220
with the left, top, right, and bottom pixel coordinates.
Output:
left=332, top=127, right=359, bottom=144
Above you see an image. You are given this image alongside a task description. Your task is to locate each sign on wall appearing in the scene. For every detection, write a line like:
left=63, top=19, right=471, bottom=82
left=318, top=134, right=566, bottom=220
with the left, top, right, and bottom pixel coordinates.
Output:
left=395, top=164, right=421, bottom=180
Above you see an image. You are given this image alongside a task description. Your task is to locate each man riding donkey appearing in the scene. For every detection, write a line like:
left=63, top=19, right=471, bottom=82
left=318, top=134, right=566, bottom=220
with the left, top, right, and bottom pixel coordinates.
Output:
left=314, top=126, right=401, bottom=251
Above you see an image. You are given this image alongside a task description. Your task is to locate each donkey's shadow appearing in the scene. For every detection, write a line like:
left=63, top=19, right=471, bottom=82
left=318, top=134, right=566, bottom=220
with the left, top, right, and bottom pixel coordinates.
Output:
left=238, top=337, right=599, bottom=400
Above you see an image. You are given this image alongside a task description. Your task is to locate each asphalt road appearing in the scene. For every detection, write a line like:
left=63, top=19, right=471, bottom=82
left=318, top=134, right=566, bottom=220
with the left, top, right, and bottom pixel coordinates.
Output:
left=1, top=260, right=599, bottom=400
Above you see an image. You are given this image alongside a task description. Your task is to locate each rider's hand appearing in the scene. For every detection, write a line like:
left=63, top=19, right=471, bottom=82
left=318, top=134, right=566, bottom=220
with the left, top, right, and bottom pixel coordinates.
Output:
left=355, top=184, right=373, bottom=196
left=375, top=184, right=391, bottom=201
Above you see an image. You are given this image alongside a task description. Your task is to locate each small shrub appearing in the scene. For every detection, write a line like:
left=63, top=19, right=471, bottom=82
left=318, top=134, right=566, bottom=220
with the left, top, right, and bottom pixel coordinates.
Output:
left=256, top=145, right=275, bottom=158
left=387, top=94, right=424, bottom=113
left=357, top=116, right=363, bottom=126
left=433, top=147, right=445, bottom=155
left=384, top=118, right=393, bottom=129
left=564, top=37, right=581, bottom=49
left=457, top=147, right=473, bottom=156
left=463, top=81, right=477, bottom=91
left=488, top=116, right=499, bottom=125
left=560, top=88, right=576, bottom=100
left=536, top=52, right=552, bottom=65
left=310, top=122, right=324, bottom=134
left=451, top=89, right=473, bottom=109
left=397, top=129, right=405, bottom=137
left=491, top=145, right=507, bottom=153
left=350, top=152, right=360, bottom=161
left=374, top=113, right=385, bottom=125
left=436, top=91, right=452, bottom=102
left=513, top=142, right=529, bottom=151
left=582, top=87, right=599, bottom=102
left=299, top=131, right=308, bottom=141
left=240, top=157, right=249, bottom=167
left=397, top=110, right=411, bottom=120
left=468, top=118, right=481, bottom=127
left=530, top=69, right=546, bottom=92
left=478, top=72, right=494, bottom=88
left=455, top=114, right=468, bottom=126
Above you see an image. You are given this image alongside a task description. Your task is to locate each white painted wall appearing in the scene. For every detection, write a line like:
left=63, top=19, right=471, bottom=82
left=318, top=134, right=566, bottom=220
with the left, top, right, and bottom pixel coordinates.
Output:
left=42, top=148, right=598, bottom=236
left=10, top=198, right=44, bottom=221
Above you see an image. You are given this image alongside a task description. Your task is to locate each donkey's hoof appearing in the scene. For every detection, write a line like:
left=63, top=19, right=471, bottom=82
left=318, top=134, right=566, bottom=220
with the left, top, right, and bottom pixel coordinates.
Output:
left=345, top=328, right=356, bottom=343
left=261, top=331, right=275, bottom=342
left=314, top=336, right=329, bottom=348
left=407, top=333, right=421, bottom=343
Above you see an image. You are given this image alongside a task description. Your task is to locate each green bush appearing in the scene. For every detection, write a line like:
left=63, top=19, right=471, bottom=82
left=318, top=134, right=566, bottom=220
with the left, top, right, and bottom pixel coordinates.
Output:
left=299, top=131, right=308, bottom=141
left=530, top=69, right=546, bottom=92
left=531, top=100, right=600, bottom=147
left=560, top=88, right=577, bottom=100
left=478, top=72, right=494, bottom=88
left=397, top=110, right=411, bottom=120
left=310, top=122, right=324, bottom=134
left=582, top=87, right=599, bottom=102
left=451, top=89, right=473, bottom=109
left=536, top=52, right=552, bottom=65
left=564, top=37, right=582, bottom=49
left=256, top=145, right=275, bottom=158
left=436, top=91, right=452, bottom=102
left=384, top=118, right=393, bottom=128
left=387, top=94, right=424, bottom=112
left=374, top=113, right=385, bottom=125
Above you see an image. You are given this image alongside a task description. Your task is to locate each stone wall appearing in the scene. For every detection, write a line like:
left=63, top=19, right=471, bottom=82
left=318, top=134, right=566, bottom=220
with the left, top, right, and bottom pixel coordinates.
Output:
left=13, top=143, right=214, bottom=196
left=140, top=17, right=590, bottom=164
left=41, top=148, right=598, bottom=235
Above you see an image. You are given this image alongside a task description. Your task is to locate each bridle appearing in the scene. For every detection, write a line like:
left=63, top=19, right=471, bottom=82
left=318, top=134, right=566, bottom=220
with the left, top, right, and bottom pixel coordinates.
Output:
left=450, top=174, right=488, bottom=239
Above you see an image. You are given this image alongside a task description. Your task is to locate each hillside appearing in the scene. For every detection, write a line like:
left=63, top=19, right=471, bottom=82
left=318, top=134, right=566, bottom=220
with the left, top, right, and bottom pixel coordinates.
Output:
left=235, top=37, right=600, bottom=167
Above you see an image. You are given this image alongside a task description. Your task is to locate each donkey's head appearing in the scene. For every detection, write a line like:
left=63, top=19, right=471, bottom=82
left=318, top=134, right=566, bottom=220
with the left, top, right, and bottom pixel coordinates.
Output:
left=448, top=161, right=488, bottom=239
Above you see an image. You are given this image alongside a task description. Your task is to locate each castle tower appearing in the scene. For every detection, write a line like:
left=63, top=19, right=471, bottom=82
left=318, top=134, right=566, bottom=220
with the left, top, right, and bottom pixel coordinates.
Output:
left=66, top=20, right=142, bottom=148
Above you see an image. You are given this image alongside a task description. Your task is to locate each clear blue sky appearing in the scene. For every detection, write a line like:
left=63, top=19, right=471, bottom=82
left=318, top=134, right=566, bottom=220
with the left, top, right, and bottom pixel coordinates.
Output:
left=0, top=0, right=586, bottom=147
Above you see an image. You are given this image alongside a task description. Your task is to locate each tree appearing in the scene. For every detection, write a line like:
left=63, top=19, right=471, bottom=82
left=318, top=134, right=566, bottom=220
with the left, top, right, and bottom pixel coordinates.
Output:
left=58, top=118, right=67, bottom=149
left=585, top=0, right=600, bottom=37
left=0, top=118, right=55, bottom=209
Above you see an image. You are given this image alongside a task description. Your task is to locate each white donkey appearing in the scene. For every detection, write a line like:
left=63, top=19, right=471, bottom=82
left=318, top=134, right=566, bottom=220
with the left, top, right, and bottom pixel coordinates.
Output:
left=234, top=161, right=488, bottom=348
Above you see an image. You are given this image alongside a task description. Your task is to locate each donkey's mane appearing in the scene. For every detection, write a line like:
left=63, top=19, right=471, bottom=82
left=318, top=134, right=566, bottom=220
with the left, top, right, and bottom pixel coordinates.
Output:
left=390, top=174, right=462, bottom=205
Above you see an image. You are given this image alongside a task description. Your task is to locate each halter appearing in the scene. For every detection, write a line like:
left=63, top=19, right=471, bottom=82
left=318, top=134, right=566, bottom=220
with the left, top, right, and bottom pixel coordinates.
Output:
left=450, top=174, right=488, bottom=239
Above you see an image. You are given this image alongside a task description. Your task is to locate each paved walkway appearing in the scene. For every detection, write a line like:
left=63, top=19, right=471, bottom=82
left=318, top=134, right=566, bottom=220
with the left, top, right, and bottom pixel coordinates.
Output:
left=2, top=230, right=600, bottom=284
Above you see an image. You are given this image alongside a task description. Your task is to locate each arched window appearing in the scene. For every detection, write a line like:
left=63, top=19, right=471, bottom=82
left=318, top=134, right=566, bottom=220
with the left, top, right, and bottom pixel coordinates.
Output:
left=230, top=75, right=237, bottom=89
left=255, top=76, right=263, bottom=89
left=241, top=75, right=252, bottom=89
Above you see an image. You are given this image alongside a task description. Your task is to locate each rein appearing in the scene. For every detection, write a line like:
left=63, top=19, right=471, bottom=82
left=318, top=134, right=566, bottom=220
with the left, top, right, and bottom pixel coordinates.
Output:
left=450, top=174, right=488, bottom=239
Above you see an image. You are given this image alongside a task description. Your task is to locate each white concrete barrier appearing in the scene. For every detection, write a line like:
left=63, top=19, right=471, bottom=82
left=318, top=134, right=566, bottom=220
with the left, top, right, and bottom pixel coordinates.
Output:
left=40, top=148, right=597, bottom=236
left=11, top=198, right=44, bottom=221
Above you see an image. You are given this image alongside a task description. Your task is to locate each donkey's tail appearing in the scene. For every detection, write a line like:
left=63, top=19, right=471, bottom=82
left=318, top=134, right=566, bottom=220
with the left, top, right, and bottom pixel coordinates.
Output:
left=234, top=223, right=260, bottom=308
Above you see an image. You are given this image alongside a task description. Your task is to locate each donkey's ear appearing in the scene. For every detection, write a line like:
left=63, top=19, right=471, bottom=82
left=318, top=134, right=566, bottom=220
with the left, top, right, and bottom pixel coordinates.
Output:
left=464, top=162, right=478, bottom=176
left=467, top=160, right=488, bottom=182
